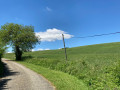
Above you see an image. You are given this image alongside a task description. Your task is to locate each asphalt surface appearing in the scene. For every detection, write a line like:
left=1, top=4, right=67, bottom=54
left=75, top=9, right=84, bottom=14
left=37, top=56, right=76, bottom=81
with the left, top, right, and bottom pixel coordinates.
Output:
left=0, top=58, right=55, bottom=90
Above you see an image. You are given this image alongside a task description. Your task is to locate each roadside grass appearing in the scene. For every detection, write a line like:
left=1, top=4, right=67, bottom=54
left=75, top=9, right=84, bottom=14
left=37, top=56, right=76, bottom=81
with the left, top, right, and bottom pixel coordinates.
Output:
left=4, top=42, right=120, bottom=89
left=18, top=61, right=88, bottom=90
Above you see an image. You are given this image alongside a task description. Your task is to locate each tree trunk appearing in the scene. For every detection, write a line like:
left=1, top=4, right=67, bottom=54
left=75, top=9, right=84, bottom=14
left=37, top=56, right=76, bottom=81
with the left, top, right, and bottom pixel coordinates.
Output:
left=0, top=54, right=1, bottom=61
left=15, top=46, right=22, bottom=60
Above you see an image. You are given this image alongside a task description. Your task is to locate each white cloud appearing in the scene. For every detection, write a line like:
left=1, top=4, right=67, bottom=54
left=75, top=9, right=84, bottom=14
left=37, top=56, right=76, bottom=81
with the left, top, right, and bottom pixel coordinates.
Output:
left=35, top=28, right=73, bottom=42
left=38, top=48, right=50, bottom=51
left=31, top=48, right=50, bottom=52
left=38, top=48, right=44, bottom=51
left=45, top=48, right=50, bottom=50
left=6, top=51, right=13, bottom=53
left=7, top=52, right=12, bottom=53
left=32, top=49, right=35, bottom=52
left=46, top=7, right=52, bottom=12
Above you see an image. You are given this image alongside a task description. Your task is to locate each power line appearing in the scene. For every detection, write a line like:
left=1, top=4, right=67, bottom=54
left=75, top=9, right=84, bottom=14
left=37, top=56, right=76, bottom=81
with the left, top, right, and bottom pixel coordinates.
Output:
left=73, top=32, right=120, bottom=38
left=39, top=32, right=120, bottom=41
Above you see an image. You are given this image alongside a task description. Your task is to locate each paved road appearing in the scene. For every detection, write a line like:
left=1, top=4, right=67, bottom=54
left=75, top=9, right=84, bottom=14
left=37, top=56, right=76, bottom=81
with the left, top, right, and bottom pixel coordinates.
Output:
left=0, top=58, right=55, bottom=90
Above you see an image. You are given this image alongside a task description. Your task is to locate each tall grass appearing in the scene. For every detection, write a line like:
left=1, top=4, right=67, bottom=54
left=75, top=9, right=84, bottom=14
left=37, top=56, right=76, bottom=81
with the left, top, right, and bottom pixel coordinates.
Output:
left=19, top=62, right=88, bottom=90
left=4, top=42, right=120, bottom=89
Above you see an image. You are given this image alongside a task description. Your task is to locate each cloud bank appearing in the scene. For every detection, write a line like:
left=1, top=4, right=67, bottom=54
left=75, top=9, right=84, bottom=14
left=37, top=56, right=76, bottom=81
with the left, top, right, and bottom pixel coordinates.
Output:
left=38, top=48, right=50, bottom=51
left=35, top=28, right=73, bottom=42
left=32, top=48, right=50, bottom=52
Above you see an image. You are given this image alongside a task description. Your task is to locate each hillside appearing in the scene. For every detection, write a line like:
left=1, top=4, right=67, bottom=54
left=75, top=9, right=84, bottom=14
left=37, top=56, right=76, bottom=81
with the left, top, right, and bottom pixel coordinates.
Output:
left=4, top=42, right=120, bottom=89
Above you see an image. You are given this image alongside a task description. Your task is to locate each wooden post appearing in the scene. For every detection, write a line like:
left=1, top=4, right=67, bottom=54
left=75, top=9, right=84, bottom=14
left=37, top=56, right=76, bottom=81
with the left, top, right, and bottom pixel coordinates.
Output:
left=62, top=34, right=67, bottom=61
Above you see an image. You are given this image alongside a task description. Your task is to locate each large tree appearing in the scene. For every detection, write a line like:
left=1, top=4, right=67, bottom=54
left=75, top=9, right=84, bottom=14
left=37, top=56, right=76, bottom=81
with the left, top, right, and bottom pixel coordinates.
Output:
left=0, top=23, right=40, bottom=60
left=0, top=41, right=6, bottom=61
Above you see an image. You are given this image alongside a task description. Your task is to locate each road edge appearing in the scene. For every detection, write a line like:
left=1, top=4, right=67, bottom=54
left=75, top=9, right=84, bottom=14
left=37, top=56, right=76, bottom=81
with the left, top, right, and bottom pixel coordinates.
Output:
left=2, top=58, right=56, bottom=90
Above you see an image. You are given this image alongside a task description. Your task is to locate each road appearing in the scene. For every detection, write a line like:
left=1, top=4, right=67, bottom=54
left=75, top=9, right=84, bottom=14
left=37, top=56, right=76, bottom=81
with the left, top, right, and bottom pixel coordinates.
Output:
left=0, top=58, right=55, bottom=90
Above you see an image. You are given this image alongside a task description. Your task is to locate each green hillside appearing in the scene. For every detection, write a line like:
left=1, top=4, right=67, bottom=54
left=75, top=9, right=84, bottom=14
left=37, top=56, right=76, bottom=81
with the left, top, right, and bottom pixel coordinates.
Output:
left=4, top=42, right=120, bottom=89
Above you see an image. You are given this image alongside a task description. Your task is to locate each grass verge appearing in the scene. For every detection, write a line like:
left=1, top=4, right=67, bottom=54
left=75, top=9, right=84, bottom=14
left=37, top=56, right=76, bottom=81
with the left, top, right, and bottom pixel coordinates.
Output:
left=18, top=61, right=88, bottom=90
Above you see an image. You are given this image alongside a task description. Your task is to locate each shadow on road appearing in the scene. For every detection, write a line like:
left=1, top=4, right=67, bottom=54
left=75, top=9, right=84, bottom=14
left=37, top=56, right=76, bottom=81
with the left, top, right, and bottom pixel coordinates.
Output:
left=0, top=62, right=19, bottom=90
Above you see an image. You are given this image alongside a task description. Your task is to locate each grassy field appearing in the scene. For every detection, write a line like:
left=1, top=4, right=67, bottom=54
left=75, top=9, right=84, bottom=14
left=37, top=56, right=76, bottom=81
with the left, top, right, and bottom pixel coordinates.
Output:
left=4, top=42, right=120, bottom=89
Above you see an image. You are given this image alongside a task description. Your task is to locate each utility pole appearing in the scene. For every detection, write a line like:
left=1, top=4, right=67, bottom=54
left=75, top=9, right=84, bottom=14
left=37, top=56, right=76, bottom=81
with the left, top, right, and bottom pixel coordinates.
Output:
left=62, top=34, right=67, bottom=61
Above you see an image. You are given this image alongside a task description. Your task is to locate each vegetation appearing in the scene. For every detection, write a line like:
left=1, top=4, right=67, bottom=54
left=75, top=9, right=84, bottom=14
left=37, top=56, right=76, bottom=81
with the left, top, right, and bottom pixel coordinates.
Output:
left=4, top=42, right=120, bottom=89
left=0, top=23, right=40, bottom=60
left=18, top=62, right=88, bottom=90
left=0, top=41, right=6, bottom=76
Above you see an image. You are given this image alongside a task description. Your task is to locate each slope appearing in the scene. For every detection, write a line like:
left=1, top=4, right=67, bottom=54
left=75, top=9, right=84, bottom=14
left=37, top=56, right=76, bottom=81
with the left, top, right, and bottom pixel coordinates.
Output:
left=4, top=42, right=120, bottom=89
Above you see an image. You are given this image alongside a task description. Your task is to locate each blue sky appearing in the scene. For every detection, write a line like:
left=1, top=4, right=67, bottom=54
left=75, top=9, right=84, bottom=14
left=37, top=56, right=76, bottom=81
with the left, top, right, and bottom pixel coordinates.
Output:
left=1, top=0, right=120, bottom=52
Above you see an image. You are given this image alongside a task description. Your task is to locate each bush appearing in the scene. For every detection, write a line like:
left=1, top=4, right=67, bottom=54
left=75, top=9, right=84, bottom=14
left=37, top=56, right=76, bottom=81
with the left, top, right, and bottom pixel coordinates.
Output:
left=88, top=61, right=120, bottom=90
left=0, top=48, right=5, bottom=60
left=0, top=47, right=5, bottom=76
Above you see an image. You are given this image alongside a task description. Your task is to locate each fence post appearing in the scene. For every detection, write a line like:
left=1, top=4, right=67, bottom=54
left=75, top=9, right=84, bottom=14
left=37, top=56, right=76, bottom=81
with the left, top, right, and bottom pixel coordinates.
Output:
left=62, top=34, right=67, bottom=61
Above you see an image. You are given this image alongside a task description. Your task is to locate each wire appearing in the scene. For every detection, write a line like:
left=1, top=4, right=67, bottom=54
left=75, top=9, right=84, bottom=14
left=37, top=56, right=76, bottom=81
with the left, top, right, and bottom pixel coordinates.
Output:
left=72, top=32, right=120, bottom=38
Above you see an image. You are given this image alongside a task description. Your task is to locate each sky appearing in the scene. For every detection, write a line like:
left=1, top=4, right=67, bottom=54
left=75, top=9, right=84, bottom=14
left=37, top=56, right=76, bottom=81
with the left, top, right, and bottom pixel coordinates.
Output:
left=1, top=0, right=120, bottom=52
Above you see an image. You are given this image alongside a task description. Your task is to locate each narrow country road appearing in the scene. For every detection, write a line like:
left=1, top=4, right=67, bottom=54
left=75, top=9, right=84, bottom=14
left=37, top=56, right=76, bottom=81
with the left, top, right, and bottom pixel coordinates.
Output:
left=0, top=58, right=55, bottom=90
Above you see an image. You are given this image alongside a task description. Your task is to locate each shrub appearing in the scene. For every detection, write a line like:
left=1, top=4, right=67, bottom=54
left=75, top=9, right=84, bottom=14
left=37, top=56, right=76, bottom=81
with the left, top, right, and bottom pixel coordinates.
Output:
left=0, top=47, right=6, bottom=76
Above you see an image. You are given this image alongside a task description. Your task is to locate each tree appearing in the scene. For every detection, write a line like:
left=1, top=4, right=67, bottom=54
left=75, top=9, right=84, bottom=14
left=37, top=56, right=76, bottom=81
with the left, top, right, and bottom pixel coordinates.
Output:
left=0, top=47, right=5, bottom=61
left=0, top=39, right=6, bottom=61
left=0, top=23, right=40, bottom=60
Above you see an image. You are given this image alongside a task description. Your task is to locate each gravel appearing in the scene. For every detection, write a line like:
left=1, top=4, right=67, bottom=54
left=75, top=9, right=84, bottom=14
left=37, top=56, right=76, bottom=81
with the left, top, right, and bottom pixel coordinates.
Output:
left=0, top=58, right=55, bottom=90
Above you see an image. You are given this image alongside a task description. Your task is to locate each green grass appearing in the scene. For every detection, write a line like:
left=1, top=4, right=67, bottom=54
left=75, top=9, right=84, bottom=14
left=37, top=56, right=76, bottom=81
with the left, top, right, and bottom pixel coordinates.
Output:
left=4, top=42, right=120, bottom=89
left=18, top=62, right=88, bottom=90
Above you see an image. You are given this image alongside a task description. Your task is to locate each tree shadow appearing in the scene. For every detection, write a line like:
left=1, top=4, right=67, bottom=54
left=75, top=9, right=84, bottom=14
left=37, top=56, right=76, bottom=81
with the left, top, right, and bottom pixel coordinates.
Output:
left=0, top=62, right=19, bottom=90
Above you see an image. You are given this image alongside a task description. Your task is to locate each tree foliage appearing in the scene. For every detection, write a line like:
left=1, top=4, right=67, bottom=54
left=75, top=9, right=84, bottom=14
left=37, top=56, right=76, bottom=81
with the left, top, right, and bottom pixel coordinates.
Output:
left=0, top=39, right=6, bottom=61
left=0, top=23, right=40, bottom=60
